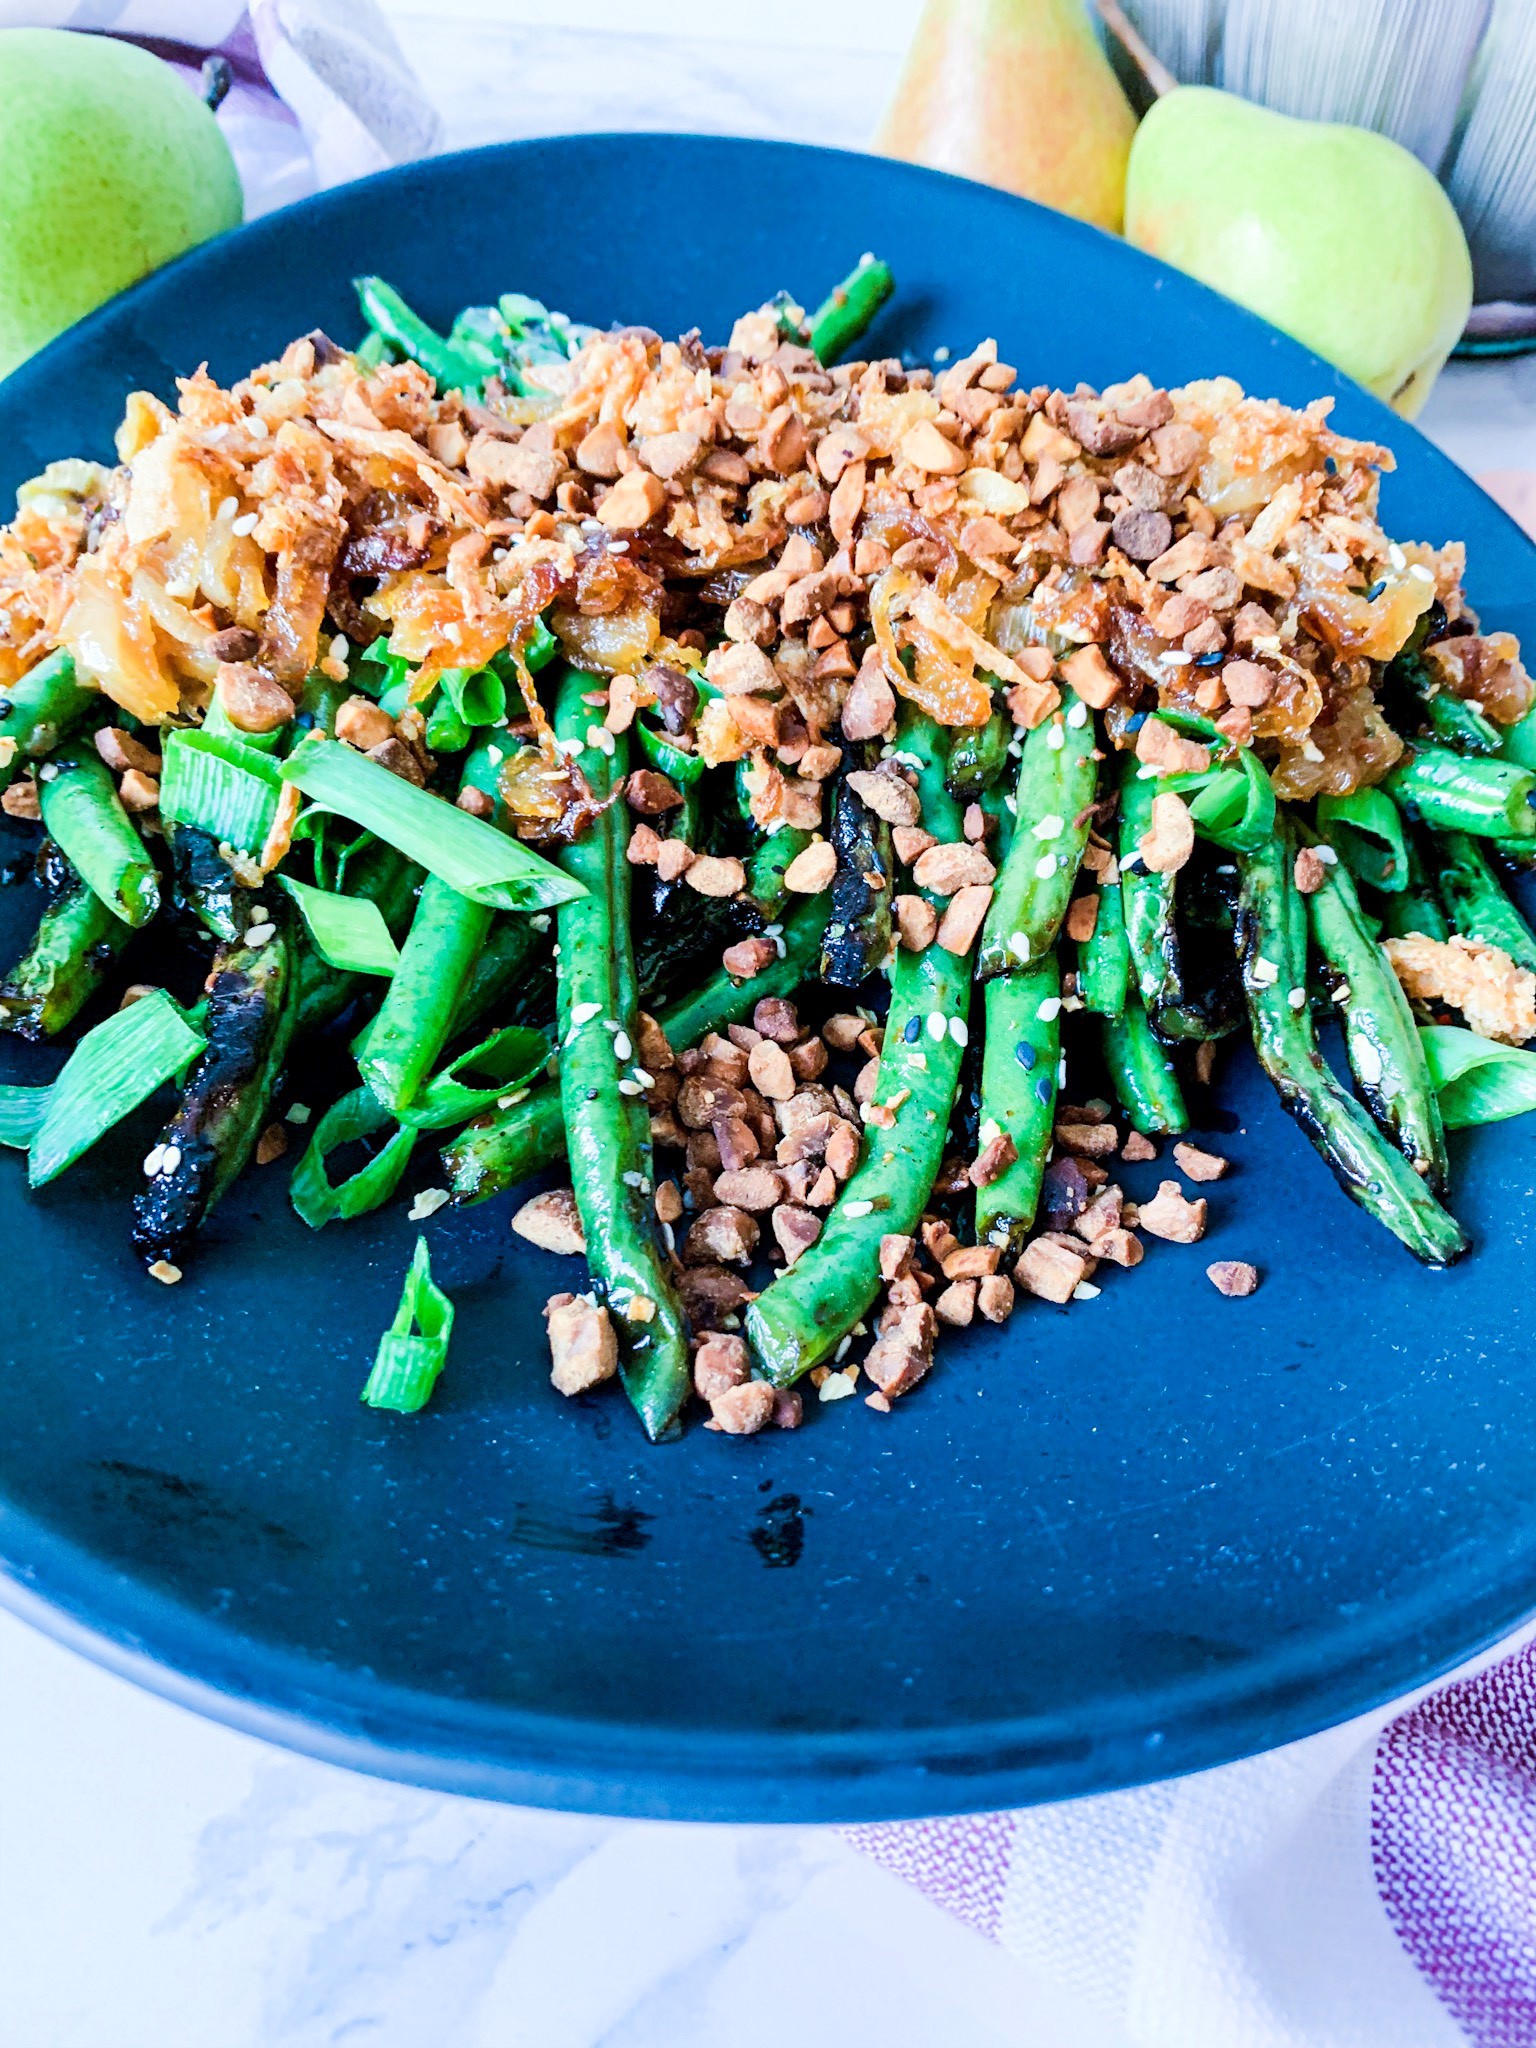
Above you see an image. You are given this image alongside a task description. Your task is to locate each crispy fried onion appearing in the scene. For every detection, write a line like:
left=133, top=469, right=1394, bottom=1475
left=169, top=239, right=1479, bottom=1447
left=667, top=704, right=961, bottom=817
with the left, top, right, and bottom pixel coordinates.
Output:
left=869, top=565, right=1031, bottom=727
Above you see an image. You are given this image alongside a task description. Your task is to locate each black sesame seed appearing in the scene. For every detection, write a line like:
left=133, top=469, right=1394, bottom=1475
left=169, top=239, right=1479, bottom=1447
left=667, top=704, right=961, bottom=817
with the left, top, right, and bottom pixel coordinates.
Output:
left=1365, top=578, right=1387, bottom=601
left=1125, top=710, right=1148, bottom=732
left=1196, top=650, right=1223, bottom=667
left=1035, top=1075, right=1053, bottom=1104
left=903, top=1012, right=921, bottom=1043
left=1014, top=1039, right=1036, bottom=1070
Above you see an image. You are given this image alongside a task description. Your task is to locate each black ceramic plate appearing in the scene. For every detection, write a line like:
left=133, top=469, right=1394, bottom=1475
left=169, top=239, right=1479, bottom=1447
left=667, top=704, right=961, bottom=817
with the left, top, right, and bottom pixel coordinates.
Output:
left=2, top=137, right=1534, bottom=1823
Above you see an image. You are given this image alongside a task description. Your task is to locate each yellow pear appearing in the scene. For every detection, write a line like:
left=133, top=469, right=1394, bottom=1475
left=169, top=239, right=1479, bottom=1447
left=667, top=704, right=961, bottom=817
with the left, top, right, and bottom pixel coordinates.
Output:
left=877, top=0, right=1137, bottom=232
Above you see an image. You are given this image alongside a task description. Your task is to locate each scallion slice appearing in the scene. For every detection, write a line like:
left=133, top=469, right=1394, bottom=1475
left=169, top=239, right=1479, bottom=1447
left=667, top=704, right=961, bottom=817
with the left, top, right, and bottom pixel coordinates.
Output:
left=281, top=735, right=585, bottom=912
left=278, top=875, right=400, bottom=976
left=160, top=727, right=284, bottom=856
left=361, top=1235, right=455, bottom=1412
left=0, top=1083, right=50, bottom=1149
left=289, top=1086, right=417, bottom=1228
left=28, top=989, right=206, bottom=1186
left=1318, top=788, right=1410, bottom=895
left=1419, top=1025, right=1536, bottom=1129
left=400, top=1023, right=550, bottom=1130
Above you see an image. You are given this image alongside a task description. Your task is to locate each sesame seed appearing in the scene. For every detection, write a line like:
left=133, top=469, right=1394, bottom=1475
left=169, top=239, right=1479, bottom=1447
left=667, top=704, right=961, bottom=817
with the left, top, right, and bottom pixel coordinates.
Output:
left=571, top=1001, right=601, bottom=1027
left=1032, top=814, right=1063, bottom=840
left=586, top=724, right=616, bottom=756
left=1034, top=852, right=1058, bottom=880
left=1057, top=1056, right=1066, bottom=1087
left=231, top=511, right=258, bottom=537
left=142, top=1145, right=166, bottom=1177
left=1352, top=1036, right=1384, bottom=1085
left=245, top=922, right=276, bottom=947
left=245, top=414, right=269, bottom=439
left=926, top=1012, right=946, bottom=1042
left=1066, top=701, right=1088, bottom=729
left=949, top=1016, right=968, bottom=1047
left=1038, top=1074, right=1055, bottom=1104
left=1389, top=544, right=1407, bottom=571
left=160, top=1144, right=182, bottom=1174
left=1302, top=741, right=1325, bottom=762
left=1037, top=996, right=1062, bottom=1022
left=407, top=1188, right=450, bottom=1221
left=1288, top=987, right=1307, bottom=1010
left=1331, top=981, right=1352, bottom=1004
left=1047, top=726, right=1065, bottom=751
left=1408, top=563, right=1434, bottom=582
left=496, top=1088, right=530, bottom=1109
left=1162, top=650, right=1192, bottom=667
left=1008, top=932, right=1030, bottom=962
left=623, top=1170, right=644, bottom=1187
left=1072, top=1281, right=1101, bottom=1301
left=38, top=762, right=58, bottom=781
left=1004, top=793, right=1018, bottom=813
left=934, top=345, right=951, bottom=363
left=1014, top=1040, right=1036, bottom=1070
left=903, top=1013, right=921, bottom=1043
left=613, top=1030, right=633, bottom=1061
left=844, top=1199, right=874, bottom=1219
left=633, top=1066, right=655, bottom=1088
left=617, top=1078, right=643, bottom=1096
left=1315, top=845, right=1338, bottom=865
left=216, top=495, right=237, bottom=519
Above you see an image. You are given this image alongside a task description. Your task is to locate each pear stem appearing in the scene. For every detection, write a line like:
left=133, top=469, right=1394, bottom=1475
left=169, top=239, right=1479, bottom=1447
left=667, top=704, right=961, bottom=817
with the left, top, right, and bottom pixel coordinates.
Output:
left=200, top=55, right=233, bottom=114
left=1094, top=0, right=1177, bottom=100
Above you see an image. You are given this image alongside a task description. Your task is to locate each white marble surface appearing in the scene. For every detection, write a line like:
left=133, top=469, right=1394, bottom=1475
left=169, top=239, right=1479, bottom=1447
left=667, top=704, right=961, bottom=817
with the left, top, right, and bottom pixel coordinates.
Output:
left=4, top=10, right=1535, bottom=2045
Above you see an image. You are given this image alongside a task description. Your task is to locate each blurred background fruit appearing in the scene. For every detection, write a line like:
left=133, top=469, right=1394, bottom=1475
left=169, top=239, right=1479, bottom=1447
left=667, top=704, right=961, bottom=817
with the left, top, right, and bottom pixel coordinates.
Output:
left=0, top=27, right=242, bottom=379
left=876, top=0, right=1138, bottom=231
left=1123, top=86, right=1473, bottom=415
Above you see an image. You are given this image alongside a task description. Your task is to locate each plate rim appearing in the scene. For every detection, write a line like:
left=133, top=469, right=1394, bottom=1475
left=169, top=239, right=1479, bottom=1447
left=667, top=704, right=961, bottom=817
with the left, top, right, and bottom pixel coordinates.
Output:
left=3, top=129, right=1535, bottom=1823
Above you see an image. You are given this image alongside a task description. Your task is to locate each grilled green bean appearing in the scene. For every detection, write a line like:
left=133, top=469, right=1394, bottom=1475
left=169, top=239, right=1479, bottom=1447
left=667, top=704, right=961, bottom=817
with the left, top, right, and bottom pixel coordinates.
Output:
left=1375, top=825, right=1450, bottom=942
left=978, top=693, right=1097, bottom=978
left=1303, top=834, right=1447, bottom=1188
left=354, top=275, right=488, bottom=392
left=1102, top=994, right=1189, bottom=1137
left=132, top=906, right=298, bottom=1268
left=808, top=255, right=895, bottom=365
left=1234, top=828, right=1465, bottom=1264
left=1389, top=644, right=1502, bottom=755
left=0, top=648, right=98, bottom=786
left=946, top=708, right=1011, bottom=800
left=1387, top=747, right=1536, bottom=841
left=356, top=875, right=492, bottom=1115
left=1077, top=867, right=1130, bottom=1016
left=1117, top=755, right=1203, bottom=1037
left=748, top=710, right=972, bottom=1386
left=37, top=747, right=159, bottom=927
left=0, top=840, right=134, bottom=1039
left=747, top=826, right=813, bottom=917
left=551, top=663, right=691, bottom=1441
left=820, top=744, right=892, bottom=986
left=974, top=958, right=1060, bottom=1252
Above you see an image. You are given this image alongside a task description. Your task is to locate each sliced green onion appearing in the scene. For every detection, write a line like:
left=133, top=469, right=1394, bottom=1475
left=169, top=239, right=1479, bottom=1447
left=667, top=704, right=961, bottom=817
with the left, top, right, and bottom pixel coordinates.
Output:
left=160, top=727, right=284, bottom=855
left=1387, top=748, right=1536, bottom=840
left=400, top=1023, right=550, bottom=1131
left=361, top=1235, right=455, bottom=1412
left=289, top=1085, right=417, bottom=1228
left=281, top=734, right=585, bottom=912
left=277, top=874, right=401, bottom=975
left=38, top=750, right=160, bottom=928
left=1149, top=711, right=1275, bottom=852
left=1317, top=788, right=1410, bottom=894
left=440, top=664, right=506, bottom=728
left=0, top=1082, right=49, bottom=1148
left=1419, top=1025, right=1536, bottom=1129
left=28, top=989, right=205, bottom=1186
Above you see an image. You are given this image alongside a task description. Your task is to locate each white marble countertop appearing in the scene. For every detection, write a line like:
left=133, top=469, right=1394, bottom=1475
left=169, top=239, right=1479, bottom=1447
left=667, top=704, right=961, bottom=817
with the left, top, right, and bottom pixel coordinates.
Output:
left=3, top=7, right=1535, bottom=2040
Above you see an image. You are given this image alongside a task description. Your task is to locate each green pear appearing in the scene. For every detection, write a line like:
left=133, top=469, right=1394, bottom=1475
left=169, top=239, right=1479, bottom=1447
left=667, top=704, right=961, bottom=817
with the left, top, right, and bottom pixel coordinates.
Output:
left=0, top=29, right=242, bottom=379
left=1123, top=87, right=1472, bottom=418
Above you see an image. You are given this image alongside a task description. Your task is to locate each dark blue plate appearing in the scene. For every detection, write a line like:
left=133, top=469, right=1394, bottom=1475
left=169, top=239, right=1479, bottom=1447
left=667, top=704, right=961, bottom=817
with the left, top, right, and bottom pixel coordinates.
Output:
left=2, top=136, right=1534, bottom=1822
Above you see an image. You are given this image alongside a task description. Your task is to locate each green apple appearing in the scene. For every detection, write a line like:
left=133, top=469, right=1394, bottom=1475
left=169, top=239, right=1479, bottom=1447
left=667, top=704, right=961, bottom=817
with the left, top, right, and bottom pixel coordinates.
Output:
left=1124, top=87, right=1472, bottom=418
left=0, top=29, right=242, bottom=378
